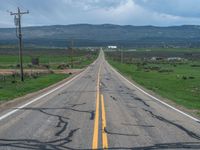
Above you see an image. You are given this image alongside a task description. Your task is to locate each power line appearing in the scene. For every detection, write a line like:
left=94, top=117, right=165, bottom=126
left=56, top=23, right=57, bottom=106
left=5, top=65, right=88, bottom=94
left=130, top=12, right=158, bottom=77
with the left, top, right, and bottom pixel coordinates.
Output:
left=10, top=7, right=29, bottom=82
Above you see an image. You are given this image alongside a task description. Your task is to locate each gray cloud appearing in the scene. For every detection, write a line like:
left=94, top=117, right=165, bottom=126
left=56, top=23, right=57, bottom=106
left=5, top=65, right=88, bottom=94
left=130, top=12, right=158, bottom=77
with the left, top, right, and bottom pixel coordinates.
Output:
left=0, top=0, right=200, bottom=27
left=134, top=0, right=200, bottom=18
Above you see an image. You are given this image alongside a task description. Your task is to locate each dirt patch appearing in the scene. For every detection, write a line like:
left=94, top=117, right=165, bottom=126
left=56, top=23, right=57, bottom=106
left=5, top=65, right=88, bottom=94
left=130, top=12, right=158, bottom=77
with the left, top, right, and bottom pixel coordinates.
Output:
left=53, top=69, right=83, bottom=74
left=0, top=69, right=82, bottom=75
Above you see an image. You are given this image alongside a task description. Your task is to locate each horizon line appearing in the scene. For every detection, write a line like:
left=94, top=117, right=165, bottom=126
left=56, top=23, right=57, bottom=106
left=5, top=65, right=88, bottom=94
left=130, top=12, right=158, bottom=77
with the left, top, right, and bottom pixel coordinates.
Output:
left=1, top=23, right=200, bottom=29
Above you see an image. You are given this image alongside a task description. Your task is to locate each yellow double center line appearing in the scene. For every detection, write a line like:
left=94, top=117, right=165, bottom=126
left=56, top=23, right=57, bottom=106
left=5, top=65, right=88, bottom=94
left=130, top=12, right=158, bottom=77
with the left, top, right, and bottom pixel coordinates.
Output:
left=101, top=94, right=108, bottom=148
left=92, top=64, right=108, bottom=149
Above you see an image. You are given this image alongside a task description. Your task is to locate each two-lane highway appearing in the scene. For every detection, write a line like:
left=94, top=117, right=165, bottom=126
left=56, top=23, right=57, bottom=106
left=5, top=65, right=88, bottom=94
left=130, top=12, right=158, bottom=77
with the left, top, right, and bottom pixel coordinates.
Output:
left=0, top=51, right=200, bottom=149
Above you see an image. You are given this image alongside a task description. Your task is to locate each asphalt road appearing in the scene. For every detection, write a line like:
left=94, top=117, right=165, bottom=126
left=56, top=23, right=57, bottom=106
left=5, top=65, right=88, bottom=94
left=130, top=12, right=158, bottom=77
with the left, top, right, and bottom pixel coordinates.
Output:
left=0, top=51, right=200, bottom=150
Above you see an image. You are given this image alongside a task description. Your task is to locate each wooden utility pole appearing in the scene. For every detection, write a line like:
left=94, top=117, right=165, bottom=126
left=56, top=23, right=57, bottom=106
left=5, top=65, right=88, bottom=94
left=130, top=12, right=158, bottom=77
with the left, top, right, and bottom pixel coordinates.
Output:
left=70, top=40, right=74, bottom=68
left=10, top=7, right=29, bottom=82
left=121, top=47, right=123, bottom=64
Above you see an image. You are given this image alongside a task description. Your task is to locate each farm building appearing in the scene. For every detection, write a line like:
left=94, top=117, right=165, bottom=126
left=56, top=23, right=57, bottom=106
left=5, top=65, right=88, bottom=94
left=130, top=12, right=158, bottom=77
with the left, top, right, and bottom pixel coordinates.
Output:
left=108, top=46, right=117, bottom=49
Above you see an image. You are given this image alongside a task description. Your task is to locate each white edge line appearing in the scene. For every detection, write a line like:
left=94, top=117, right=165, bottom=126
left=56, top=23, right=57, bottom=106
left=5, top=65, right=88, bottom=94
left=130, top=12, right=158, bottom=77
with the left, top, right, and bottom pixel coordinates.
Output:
left=0, top=60, right=97, bottom=121
left=106, top=61, right=200, bottom=122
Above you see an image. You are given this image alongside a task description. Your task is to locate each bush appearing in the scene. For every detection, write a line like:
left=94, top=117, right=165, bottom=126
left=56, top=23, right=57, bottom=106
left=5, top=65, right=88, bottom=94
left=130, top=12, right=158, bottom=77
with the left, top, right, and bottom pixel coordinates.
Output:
left=16, top=64, right=20, bottom=68
left=31, top=57, right=39, bottom=65
left=158, top=69, right=174, bottom=73
left=191, top=64, right=200, bottom=67
left=182, top=76, right=187, bottom=80
left=11, top=80, right=17, bottom=83
left=188, top=76, right=195, bottom=79
left=57, top=64, right=69, bottom=69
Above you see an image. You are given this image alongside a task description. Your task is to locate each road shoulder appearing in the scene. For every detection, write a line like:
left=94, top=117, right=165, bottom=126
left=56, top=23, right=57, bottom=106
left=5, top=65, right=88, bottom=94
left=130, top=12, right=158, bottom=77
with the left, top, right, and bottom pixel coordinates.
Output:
left=0, top=70, right=83, bottom=113
left=107, top=61, right=200, bottom=120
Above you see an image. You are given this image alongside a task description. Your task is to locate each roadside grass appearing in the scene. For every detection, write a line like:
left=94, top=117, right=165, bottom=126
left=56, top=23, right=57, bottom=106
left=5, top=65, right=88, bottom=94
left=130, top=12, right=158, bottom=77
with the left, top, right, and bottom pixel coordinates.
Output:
left=0, top=55, right=97, bottom=69
left=0, top=73, right=70, bottom=101
left=108, top=59, right=200, bottom=110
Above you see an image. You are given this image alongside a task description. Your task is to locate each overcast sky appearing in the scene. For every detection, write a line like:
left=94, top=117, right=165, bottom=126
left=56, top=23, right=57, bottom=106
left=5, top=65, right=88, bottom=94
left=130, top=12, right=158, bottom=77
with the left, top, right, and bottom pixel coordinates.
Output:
left=1, top=0, right=200, bottom=28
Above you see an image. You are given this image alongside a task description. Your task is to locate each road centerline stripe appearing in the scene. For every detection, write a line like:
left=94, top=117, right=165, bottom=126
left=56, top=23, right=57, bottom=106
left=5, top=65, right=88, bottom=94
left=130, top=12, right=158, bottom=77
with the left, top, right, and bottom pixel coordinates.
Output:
left=101, top=94, right=108, bottom=149
left=92, top=63, right=101, bottom=149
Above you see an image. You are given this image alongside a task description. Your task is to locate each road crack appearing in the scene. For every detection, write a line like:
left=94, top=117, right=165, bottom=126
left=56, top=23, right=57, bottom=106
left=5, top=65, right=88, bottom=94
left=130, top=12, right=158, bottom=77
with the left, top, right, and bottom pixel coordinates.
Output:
left=143, top=108, right=200, bottom=140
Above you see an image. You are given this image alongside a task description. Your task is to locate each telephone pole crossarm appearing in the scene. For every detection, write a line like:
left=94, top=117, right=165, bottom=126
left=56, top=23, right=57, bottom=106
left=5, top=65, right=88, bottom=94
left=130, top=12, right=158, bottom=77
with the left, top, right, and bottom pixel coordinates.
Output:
left=10, top=11, right=29, bottom=16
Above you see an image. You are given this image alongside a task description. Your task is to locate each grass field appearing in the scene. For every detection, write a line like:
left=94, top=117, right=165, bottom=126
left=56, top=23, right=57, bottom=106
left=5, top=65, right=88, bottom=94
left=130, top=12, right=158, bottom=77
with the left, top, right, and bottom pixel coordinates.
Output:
left=0, top=55, right=96, bottom=69
left=106, top=50, right=200, bottom=113
left=0, top=47, right=98, bottom=69
left=0, top=73, right=70, bottom=101
left=0, top=46, right=98, bottom=102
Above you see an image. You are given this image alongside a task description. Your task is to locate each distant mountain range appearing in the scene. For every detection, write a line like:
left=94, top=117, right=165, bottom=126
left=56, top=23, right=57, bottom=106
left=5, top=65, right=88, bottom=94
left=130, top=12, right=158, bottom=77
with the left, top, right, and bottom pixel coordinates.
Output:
left=0, top=24, right=200, bottom=47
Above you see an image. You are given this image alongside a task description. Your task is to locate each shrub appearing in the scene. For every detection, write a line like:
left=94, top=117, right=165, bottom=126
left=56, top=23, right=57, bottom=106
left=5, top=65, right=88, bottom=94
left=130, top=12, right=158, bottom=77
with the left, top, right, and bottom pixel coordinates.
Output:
left=182, top=76, right=187, bottom=80
left=188, top=76, right=195, bottom=79
left=31, top=57, right=39, bottom=65
left=158, top=69, right=174, bottom=73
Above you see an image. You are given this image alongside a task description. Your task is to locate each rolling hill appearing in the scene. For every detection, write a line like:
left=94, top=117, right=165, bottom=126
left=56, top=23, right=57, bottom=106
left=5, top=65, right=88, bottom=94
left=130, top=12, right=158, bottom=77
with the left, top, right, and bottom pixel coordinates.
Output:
left=0, top=24, right=200, bottom=47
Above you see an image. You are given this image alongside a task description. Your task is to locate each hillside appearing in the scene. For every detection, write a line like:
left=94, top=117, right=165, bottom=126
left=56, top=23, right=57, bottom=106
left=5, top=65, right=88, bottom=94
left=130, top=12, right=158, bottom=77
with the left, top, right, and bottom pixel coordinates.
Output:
left=0, top=24, right=200, bottom=47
